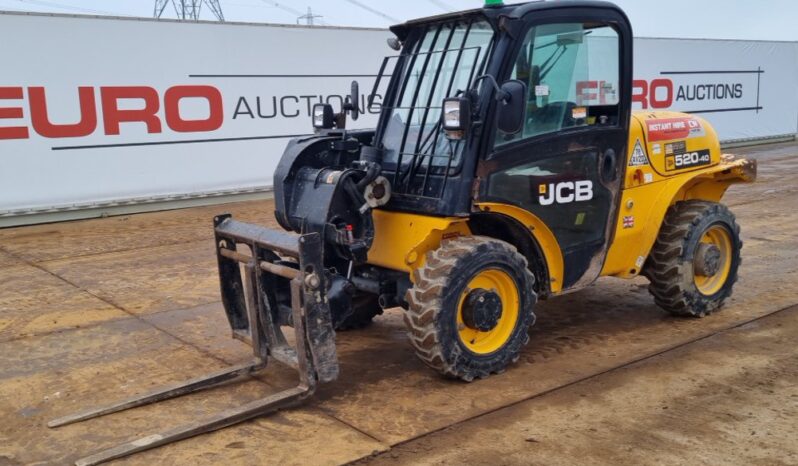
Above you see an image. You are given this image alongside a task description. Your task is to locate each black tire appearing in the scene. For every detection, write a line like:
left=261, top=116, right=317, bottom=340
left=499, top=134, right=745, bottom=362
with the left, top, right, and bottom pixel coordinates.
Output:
left=645, top=200, right=742, bottom=317
left=336, top=294, right=383, bottom=330
left=403, top=236, right=537, bottom=381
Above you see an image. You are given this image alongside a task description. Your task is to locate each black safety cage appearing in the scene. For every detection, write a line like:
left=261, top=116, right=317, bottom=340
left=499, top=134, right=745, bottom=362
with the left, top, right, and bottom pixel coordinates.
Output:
left=368, top=18, right=496, bottom=201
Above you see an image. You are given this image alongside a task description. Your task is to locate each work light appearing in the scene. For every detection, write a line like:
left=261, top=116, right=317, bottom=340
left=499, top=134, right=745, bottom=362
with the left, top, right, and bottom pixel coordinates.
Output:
left=442, top=97, right=470, bottom=133
left=312, top=103, right=334, bottom=129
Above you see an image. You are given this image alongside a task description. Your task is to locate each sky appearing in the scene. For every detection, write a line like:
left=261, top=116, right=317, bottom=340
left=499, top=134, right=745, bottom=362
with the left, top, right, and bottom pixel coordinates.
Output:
left=0, top=0, right=796, bottom=41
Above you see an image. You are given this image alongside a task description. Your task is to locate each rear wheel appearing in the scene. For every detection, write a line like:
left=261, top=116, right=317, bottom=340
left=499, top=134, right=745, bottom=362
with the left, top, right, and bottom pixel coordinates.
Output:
left=645, top=200, right=742, bottom=317
left=403, top=236, right=537, bottom=381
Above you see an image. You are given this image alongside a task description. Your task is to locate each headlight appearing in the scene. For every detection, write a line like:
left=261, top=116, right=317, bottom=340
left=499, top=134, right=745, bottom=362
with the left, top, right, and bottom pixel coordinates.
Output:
left=312, top=103, right=334, bottom=129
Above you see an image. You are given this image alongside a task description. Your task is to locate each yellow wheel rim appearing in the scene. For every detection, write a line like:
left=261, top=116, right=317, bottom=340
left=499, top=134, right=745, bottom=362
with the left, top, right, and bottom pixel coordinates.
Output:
left=693, top=225, right=733, bottom=296
left=456, top=268, right=520, bottom=355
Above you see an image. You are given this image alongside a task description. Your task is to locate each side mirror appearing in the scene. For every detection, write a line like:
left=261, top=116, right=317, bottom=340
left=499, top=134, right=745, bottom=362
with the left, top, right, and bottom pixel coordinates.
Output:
left=496, top=79, right=526, bottom=135
left=312, top=103, right=334, bottom=130
left=441, top=96, right=471, bottom=140
left=337, top=81, right=361, bottom=129
left=387, top=37, right=401, bottom=51
left=348, top=80, right=360, bottom=121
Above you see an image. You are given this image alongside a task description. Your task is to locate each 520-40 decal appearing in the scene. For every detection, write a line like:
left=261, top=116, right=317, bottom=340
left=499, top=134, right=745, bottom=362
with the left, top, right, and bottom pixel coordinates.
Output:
left=665, top=149, right=711, bottom=171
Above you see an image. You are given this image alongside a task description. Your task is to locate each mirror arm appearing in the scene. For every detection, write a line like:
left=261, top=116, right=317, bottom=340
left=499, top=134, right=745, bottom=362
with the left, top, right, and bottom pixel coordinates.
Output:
left=473, top=74, right=510, bottom=102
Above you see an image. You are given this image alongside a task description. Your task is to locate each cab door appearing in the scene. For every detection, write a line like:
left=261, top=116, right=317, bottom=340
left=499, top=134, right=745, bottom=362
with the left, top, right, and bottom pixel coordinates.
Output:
left=477, top=14, right=632, bottom=291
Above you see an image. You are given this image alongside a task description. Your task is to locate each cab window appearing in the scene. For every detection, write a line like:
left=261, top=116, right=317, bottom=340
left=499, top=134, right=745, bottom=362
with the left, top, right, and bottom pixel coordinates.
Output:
left=496, top=22, right=620, bottom=146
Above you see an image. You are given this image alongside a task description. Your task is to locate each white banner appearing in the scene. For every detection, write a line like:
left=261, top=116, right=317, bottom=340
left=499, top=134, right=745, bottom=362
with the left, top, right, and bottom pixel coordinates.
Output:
left=0, top=12, right=796, bottom=220
left=631, top=38, right=798, bottom=141
left=0, top=12, right=391, bottom=217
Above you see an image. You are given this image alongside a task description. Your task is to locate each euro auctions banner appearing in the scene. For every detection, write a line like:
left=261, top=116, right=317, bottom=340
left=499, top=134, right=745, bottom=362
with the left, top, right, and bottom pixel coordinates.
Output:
left=630, top=38, right=798, bottom=142
left=0, top=12, right=796, bottom=221
left=0, top=12, right=391, bottom=220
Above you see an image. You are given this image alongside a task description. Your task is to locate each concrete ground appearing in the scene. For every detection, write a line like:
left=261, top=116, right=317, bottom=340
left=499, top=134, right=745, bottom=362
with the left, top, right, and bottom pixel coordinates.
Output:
left=0, top=142, right=796, bottom=465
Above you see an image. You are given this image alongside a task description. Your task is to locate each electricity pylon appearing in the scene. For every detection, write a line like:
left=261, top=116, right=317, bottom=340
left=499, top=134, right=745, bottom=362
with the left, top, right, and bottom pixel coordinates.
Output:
left=154, top=0, right=224, bottom=21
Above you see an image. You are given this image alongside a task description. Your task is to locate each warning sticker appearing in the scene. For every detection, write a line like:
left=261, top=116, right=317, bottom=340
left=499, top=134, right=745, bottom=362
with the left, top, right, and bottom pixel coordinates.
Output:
left=664, top=140, right=686, bottom=156
left=646, top=117, right=705, bottom=142
left=628, top=139, right=649, bottom=166
left=534, top=85, right=549, bottom=96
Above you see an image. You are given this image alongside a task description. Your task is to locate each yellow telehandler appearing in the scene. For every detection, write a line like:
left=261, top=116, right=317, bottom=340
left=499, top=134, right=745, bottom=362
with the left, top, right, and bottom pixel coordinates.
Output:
left=50, top=1, right=756, bottom=464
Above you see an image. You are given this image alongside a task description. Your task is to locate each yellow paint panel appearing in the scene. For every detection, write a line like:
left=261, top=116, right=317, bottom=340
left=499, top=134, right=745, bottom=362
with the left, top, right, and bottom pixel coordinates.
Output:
left=630, top=111, right=722, bottom=179
left=604, top=110, right=755, bottom=278
left=367, top=210, right=470, bottom=274
left=624, top=111, right=725, bottom=191
left=602, top=180, right=676, bottom=277
left=474, top=203, right=564, bottom=293
left=602, top=157, right=755, bottom=278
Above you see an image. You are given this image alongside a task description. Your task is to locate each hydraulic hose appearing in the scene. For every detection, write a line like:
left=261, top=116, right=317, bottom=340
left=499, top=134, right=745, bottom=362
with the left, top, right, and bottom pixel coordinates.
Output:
left=356, top=161, right=381, bottom=190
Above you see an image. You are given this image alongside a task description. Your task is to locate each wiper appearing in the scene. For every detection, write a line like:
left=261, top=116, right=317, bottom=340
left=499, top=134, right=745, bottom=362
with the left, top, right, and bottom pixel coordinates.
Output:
left=534, top=30, right=591, bottom=81
left=539, top=46, right=567, bottom=81
left=534, top=29, right=592, bottom=50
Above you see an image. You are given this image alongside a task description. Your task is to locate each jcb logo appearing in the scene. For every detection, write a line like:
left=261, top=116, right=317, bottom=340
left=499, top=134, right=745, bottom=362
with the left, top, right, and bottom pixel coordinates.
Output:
left=539, top=180, right=594, bottom=206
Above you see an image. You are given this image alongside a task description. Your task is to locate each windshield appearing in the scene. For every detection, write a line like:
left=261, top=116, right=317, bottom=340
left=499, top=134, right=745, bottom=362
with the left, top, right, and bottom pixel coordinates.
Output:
left=374, top=19, right=495, bottom=197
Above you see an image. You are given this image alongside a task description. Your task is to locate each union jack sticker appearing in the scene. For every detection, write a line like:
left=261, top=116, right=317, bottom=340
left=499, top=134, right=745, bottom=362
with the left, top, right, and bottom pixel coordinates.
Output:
left=623, top=216, right=635, bottom=228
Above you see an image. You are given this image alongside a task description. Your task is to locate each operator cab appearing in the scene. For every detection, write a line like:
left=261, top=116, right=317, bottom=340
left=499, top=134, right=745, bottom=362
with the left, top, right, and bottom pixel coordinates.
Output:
left=369, top=0, right=633, bottom=288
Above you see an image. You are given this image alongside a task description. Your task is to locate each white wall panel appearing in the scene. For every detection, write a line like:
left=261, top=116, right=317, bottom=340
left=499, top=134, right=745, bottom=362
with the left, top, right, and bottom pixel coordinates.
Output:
left=0, top=12, right=796, bottom=222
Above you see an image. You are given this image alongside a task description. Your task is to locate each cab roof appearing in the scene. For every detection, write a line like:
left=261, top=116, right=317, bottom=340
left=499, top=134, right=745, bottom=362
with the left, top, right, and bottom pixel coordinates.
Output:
left=390, top=1, right=626, bottom=40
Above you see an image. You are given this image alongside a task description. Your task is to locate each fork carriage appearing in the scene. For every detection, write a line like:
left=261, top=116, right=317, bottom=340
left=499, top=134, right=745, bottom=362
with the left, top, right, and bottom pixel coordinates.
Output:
left=50, top=215, right=339, bottom=466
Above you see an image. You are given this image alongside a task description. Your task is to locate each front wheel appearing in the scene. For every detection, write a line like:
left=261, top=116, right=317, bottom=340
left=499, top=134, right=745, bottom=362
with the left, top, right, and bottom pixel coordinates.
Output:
left=403, top=236, right=537, bottom=381
left=645, top=200, right=742, bottom=317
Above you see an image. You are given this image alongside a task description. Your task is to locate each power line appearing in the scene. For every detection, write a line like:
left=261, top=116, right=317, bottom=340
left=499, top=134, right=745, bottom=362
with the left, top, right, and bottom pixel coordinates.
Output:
left=341, top=0, right=399, bottom=23
left=2, top=0, right=438, bottom=26
left=7, top=0, right=123, bottom=16
left=258, top=0, right=303, bottom=16
left=257, top=0, right=329, bottom=25
left=427, top=0, right=456, bottom=12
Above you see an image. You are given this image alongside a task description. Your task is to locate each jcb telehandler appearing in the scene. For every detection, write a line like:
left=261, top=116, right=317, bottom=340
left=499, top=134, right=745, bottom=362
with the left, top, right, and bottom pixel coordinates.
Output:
left=51, top=1, right=756, bottom=464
